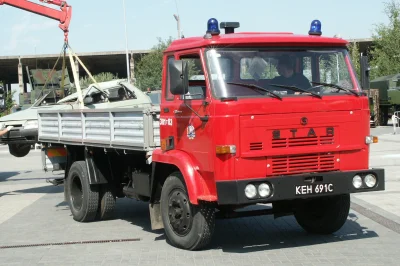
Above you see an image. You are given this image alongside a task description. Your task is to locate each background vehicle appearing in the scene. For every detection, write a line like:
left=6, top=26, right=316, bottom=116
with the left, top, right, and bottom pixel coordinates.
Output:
left=38, top=19, right=384, bottom=250
left=0, top=80, right=157, bottom=157
left=369, top=73, right=400, bottom=125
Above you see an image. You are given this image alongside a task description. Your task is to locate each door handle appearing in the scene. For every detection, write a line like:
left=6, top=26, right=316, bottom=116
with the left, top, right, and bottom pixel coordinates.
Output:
left=173, top=110, right=182, bottom=114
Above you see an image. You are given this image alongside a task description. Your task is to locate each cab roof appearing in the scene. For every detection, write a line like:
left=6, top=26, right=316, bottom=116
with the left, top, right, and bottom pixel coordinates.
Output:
left=165, top=32, right=349, bottom=52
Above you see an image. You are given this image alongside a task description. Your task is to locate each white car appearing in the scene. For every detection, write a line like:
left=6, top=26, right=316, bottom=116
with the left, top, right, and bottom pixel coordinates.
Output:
left=0, top=80, right=160, bottom=157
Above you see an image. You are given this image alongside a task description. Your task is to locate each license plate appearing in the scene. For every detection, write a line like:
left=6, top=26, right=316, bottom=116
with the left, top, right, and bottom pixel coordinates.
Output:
left=295, top=183, right=334, bottom=195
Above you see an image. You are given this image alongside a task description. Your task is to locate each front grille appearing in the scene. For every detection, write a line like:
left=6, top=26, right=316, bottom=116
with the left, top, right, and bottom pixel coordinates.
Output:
left=272, top=136, right=334, bottom=148
left=249, top=142, right=263, bottom=150
left=271, top=153, right=336, bottom=175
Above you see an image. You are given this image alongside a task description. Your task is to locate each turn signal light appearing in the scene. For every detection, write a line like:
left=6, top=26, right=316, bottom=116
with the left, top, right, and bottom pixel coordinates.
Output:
left=161, top=139, right=167, bottom=151
left=365, top=136, right=378, bottom=144
left=216, top=145, right=236, bottom=155
left=161, top=137, right=174, bottom=151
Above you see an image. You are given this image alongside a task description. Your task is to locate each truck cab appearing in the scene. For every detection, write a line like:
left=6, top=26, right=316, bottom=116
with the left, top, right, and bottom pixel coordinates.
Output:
left=151, top=19, right=384, bottom=249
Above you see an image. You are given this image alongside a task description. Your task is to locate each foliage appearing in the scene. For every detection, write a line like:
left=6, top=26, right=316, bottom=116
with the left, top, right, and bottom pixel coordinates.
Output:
left=348, top=41, right=361, bottom=79
left=240, top=58, right=278, bottom=80
left=67, top=72, right=120, bottom=94
left=135, top=37, right=173, bottom=91
left=319, top=53, right=351, bottom=85
left=79, top=72, right=120, bottom=88
left=370, top=0, right=400, bottom=79
left=0, top=90, right=16, bottom=117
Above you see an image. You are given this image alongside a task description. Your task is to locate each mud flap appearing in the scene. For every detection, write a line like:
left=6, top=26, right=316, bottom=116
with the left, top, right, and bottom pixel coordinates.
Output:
left=84, top=148, right=108, bottom=185
left=149, top=203, right=164, bottom=230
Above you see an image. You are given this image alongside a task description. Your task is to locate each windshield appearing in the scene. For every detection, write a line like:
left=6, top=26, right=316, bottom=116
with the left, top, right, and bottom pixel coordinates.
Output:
left=204, top=48, right=359, bottom=99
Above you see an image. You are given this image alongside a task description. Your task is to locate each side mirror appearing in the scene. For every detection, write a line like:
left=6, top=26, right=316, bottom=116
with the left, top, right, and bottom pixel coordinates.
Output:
left=169, top=60, right=189, bottom=95
left=83, top=96, right=93, bottom=105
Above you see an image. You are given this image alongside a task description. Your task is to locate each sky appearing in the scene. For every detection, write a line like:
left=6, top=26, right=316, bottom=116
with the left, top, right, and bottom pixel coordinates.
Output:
left=0, top=0, right=392, bottom=57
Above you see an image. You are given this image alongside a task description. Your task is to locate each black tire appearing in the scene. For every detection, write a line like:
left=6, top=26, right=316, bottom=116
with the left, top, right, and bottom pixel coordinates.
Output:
left=294, top=194, right=350, bottom=234
left=97, top=184, right=116, bottom=220
left=8, top=144, right=31, bottom=157
left=160, top=172, right=215, bottom=250
left=380, top=108, right=389, bottom=126
left=66, top=161, right=99, bottom=222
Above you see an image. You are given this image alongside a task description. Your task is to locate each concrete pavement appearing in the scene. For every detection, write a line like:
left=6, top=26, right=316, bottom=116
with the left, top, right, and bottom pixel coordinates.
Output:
left=0, top=128, right=400, bottom=265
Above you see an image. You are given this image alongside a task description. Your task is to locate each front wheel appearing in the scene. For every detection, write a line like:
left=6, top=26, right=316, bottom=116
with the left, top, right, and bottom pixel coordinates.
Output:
left=160, top=173, right=215, bottom=250
left=294, top=194, right=350, bottom=234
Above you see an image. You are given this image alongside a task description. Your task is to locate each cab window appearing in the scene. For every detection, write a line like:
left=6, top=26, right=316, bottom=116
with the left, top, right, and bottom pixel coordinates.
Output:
left=180, top=55, right=206, bottom=100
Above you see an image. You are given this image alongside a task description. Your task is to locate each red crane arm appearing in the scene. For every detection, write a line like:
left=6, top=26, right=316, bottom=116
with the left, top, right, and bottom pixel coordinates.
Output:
left=0, top=0, right=72, bottom=42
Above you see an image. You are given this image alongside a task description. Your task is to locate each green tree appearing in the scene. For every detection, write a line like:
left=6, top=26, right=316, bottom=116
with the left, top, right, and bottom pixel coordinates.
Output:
left=370, top=0, right=400, bottom=79
left=135, top=37, right=174, bottom=91
left=348, top=41, right=361, bottom=78
left=0, top=90, right=16, bottom=116
left=79, top=72, right=120, bottom=89
left=67, top=72, right=120, bottom=94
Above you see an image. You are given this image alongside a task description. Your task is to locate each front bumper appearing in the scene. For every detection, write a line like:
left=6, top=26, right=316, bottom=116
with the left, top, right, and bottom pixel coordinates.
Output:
left=0, top=128, right=38, bottom=144
left=216, top=169, right=385, bottom=205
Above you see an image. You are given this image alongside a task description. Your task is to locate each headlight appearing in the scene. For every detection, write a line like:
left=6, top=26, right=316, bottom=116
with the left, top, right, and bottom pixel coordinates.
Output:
left=352, top=175, right=362, bottom=189
left=258, top=183, right=272, bottom=198
left=23, top=120, right=38, bottom=129
left=0, top=122, right=5, bottom=129
left=244, top=184, right=257, bottom=199
left=364, top=174, right=377, bottom=188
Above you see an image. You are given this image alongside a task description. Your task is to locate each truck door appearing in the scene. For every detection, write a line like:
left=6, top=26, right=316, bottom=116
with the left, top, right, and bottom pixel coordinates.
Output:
left=161, top=53, right=212, bottom=174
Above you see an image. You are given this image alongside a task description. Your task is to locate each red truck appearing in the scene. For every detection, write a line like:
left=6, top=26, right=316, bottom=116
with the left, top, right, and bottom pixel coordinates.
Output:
left=38, top=18, right=385, bottom=250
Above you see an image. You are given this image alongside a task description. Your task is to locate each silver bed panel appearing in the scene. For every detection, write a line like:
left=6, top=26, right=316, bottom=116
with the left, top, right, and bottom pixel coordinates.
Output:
left=38, top=108, right=160, bottom=151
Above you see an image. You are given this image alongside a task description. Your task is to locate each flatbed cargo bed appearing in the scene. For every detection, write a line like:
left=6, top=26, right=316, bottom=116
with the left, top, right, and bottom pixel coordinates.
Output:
left=38, top=106, right=160, bottom=151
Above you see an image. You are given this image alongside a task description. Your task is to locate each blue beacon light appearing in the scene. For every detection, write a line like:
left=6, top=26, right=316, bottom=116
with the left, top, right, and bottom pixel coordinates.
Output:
left=207, top=18, right=220, bottom=35
left=308, top=20, right=322, bottom=36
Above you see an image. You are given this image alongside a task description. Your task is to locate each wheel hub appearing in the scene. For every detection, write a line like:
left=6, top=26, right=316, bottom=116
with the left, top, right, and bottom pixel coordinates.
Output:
left=168, top=190, right=192, bottom=236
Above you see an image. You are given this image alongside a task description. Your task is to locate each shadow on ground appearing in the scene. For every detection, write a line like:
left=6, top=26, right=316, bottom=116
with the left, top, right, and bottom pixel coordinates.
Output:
left=0, top=184, right=63, bottom=197
left=58, top=198, right=379, bottom=253
left=210, top=212, right=378, bottom=253
left=0, top=171, right=19, bottom=182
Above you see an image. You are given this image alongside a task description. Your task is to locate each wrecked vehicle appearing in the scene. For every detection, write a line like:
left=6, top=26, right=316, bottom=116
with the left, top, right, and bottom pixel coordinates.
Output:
left=0, top=80, right=159, bottom=157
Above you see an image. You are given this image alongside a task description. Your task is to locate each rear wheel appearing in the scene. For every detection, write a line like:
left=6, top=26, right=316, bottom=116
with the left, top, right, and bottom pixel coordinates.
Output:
left=97, top=184, right=116, bottom=220
left=160, top=173, right=215, bottom=250
left=8, top=143, right=31, bottom=157
left=294, top=194, right=350, bottom=234
left=66, top=161, right=99, bottom=222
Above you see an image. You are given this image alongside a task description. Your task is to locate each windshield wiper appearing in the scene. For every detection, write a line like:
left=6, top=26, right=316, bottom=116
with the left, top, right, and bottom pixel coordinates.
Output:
left=269, top=84, right=322, bottom=99
left=227, top=82, right=282, bottom=100
left=310, top=81, right=360, bottom=97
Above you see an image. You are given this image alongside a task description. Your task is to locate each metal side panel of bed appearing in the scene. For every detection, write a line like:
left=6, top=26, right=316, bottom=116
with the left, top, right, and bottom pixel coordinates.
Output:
left=38, top=107, right=160, bottom=151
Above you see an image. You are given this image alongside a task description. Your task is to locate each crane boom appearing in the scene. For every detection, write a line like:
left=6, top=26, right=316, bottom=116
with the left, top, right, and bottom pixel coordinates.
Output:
left=0, top=0, right=72, bottom=42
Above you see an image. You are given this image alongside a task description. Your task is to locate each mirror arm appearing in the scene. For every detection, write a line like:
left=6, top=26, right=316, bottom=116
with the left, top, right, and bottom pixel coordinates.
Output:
left=183, top=95, right=209, bottom=122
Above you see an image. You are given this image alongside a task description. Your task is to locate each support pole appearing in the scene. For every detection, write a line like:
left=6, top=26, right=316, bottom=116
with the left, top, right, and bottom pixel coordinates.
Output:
left=130, top=53, right=135, bottom=84
left=68, top=47, right=83, bottom=108
left=18, top=58, right=23, bottom=104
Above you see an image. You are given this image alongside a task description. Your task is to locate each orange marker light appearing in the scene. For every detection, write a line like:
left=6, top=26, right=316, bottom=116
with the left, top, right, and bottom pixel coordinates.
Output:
left=161, top=139, right=167, bottom=151
left=216, top=145, right=236, bottom=155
